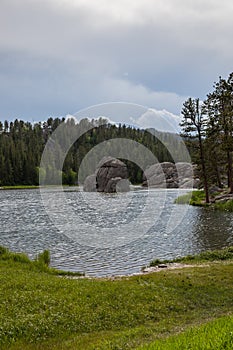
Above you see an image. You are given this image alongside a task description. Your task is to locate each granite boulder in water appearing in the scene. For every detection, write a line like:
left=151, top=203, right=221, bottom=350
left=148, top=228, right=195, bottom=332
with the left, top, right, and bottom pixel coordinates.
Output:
left=83, top=157, right=130, bottom=193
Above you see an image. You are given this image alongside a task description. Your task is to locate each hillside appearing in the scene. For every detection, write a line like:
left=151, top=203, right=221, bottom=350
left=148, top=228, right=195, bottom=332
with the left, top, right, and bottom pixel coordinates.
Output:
left=0, top=118, right=188, bottom=186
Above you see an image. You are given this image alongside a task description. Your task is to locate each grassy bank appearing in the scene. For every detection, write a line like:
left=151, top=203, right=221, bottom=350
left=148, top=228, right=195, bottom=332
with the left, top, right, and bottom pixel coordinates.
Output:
left=214, top=199, right=233, bottom=211
left=0, top=246, right=84, bottom=277
left=150, top=245, right=233, bottom=266
left=0, top=247, right=232, bottom=349
left=175, top=189, right=233, bottom=211
left=174, top=190, right=207, bottom=206
left=0, top=185, right=79, bottom=190
left=138, top=315, right=233, bottom=349
left=0, top=185, right=39, bottom=190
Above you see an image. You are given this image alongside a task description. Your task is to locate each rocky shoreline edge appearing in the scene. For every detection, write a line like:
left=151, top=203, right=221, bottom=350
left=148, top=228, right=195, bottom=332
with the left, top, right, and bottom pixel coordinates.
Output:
left=62, top=262, right=208, bottom=280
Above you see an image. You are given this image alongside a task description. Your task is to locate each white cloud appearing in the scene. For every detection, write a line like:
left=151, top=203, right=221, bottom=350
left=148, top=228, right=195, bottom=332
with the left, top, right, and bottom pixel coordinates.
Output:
left=130, top=109, right=181, bottom=133
left=67, top=102, right=181, bottom=133
left=98, top=77, right=186, bottom=114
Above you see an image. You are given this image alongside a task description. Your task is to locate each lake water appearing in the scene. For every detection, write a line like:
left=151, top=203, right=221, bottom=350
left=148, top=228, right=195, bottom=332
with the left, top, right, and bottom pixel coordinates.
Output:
left=0, top=188, right=233, bottom=276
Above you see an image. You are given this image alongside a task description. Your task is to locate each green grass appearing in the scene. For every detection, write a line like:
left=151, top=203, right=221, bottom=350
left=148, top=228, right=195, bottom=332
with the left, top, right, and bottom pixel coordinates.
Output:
left=0, top=246, right=84, bottom=276
left=175, top=190, right=206, bottom=206
left=150, top=246, right=233, bottom=266
left=214, top=199, right=233, bottom=212
left=0, top=246, right=233, bottom=349
left=0, top=185, right=39, bottom=190
left=138, top=315, right=233, bottom=349
left=175, top=189, right=233, bottom=212
left=0, top=185, right=79, bottom=190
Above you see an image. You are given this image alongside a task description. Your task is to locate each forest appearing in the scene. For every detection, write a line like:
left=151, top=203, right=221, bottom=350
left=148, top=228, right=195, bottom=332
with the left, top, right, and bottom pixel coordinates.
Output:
left=0, top=117, right=186, bottom=186
left=0, top=72, right=232, bottom=190
left=180, top=72, right=233, bottom=202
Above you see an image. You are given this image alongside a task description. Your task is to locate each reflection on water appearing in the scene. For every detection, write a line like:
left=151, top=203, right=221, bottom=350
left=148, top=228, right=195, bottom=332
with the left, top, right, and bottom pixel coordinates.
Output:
left=0, top=188, right=232, bottom=276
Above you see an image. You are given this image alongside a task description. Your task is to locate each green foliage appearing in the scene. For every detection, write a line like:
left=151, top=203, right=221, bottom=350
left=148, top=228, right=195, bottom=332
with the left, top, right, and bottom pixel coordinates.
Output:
left=174, top=190, right=206, bottom=205
left=203, top=74, right=233, bottom=193
left=0, top=246, right=83, bottom=276
left=0, top=246, right=8, bottom=255
left=0, top=117, right=188, bottom=186
left=1, top=186, right=39, bottom=190
left=0, top=246, right=31, bottom=264
left=139, top=315, right=233, bottom=350
left=180, top=98, right=210, bottom=203
left=215, top=199, right=233, bottom=212
left=0, top=247, right=232, bottom=349
left=179, top=72, right=233, bottom=197
left=62, top=169, right=77, bottom=186
left=36, top=249, right=50, bottom=266
left=150, top=246, right=233, bottom=266
left=176, top=190, right=233, bottom=212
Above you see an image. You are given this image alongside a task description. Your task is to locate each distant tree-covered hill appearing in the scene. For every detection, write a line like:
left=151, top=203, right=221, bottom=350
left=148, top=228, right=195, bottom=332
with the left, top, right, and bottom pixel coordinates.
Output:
left=0, top=117, right=188, bottom=186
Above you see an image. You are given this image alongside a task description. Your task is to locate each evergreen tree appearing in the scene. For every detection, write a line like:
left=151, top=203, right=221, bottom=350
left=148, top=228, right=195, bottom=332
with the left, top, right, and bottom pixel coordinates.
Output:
left=205, top=74, right=233, bottom=193
left=180, top=98, right=210, bottom=203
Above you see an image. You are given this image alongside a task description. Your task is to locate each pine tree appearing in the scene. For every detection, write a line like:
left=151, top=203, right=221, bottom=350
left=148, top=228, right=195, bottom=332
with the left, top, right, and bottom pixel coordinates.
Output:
left=180, top=98, right=210, bottom=203
left=205, top=74, right=233, bottom=193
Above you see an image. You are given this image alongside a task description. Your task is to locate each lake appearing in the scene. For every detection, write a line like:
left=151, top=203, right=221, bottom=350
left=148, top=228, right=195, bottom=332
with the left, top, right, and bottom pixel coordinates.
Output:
left=0, top=188, right=233, bottom=276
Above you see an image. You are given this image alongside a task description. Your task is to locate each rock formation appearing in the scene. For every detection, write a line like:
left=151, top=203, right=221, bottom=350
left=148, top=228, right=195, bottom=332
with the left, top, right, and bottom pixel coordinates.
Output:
left=142, top=162, right=199, bottom=189
left=83, top=174, right=97, bottom=192
left=83, top=157, right=130, bottom=193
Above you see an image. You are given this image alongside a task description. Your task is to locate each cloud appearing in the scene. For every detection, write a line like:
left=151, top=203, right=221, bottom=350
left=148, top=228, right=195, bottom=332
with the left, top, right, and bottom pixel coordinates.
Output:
left=0, top=0, right=233, bottom=123
left=98, top=77, right=186, bottom=114
left=131, top=109, right=181, bottom=133
left=67, top=103, right=181, bottom=133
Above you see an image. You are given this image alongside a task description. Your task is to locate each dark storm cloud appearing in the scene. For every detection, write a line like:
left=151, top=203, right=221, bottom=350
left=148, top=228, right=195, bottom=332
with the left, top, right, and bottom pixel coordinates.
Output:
left=0, top=0, right=233, bottom=128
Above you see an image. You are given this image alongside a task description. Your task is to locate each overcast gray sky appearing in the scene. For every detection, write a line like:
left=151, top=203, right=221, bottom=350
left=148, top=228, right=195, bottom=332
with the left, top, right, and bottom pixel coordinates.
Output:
left=1, top=0, right=233, bottom=129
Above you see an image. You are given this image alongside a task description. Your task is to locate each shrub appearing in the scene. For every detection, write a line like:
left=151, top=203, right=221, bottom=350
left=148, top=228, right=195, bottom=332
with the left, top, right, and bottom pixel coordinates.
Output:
left=0, top=246, right=30, bottom=264
left=215, top=199, right=233, bottom=212
left=175, top=190, right=206, bottom=205
left=0, top=246, right=8, bottom=255
left=36, top=250, right=51, bottom=266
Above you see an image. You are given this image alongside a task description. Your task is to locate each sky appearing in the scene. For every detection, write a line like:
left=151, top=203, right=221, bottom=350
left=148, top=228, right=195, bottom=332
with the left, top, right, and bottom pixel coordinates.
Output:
left=1, top=0, right=233, bottom=131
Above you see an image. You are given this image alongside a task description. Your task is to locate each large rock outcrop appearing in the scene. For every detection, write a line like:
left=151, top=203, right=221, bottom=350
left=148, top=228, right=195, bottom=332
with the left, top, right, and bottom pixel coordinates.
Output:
left=142, top=162, right=199, bottom=189
left=83, top=157, right=130, bottom=193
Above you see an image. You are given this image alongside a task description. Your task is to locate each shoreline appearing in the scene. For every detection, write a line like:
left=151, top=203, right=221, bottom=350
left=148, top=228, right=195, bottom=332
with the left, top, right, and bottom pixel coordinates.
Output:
left=0, top=185, right=80, bottom=190
left=65, top=262, right=210, bottom=280
left=1, top=245, right=232, bottom=349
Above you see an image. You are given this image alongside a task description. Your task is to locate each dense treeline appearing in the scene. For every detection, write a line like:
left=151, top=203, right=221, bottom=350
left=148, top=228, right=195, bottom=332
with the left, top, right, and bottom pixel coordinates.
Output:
left=180, top=72, right=233, bottom=203
left=2, top=72, right=232, bottom=190
left=0, top=117, right=187, bottom=186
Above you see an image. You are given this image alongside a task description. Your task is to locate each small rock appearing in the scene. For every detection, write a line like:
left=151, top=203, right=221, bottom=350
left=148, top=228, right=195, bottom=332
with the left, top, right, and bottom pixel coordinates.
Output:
left=83, top=174, right=97, bottom=192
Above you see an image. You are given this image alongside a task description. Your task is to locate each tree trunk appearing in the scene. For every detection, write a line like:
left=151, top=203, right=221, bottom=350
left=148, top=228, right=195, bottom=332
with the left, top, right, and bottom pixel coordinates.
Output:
left=198, top=131, right=209, bottom=203
left=212, top=154, right=223, bottom=188
left=215, top=166, right=223, bottom=188
left=227, top=151, right=233, bottom=193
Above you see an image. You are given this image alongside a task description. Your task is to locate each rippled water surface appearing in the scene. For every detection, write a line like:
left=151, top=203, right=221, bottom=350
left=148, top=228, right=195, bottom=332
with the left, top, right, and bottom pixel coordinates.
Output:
left=0, top=188, right=233, bottom=276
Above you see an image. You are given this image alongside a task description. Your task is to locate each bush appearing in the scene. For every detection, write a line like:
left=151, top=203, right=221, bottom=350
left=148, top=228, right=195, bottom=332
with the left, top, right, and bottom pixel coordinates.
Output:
left=36, top=250, right=51, bottom=266
left=0, top=246, right=8, bottom=255
left=175, top=190, right=206, bottom=205
left=0, top=246, right=30, bottom=264
left=215, top=199, right=233, bottom=212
